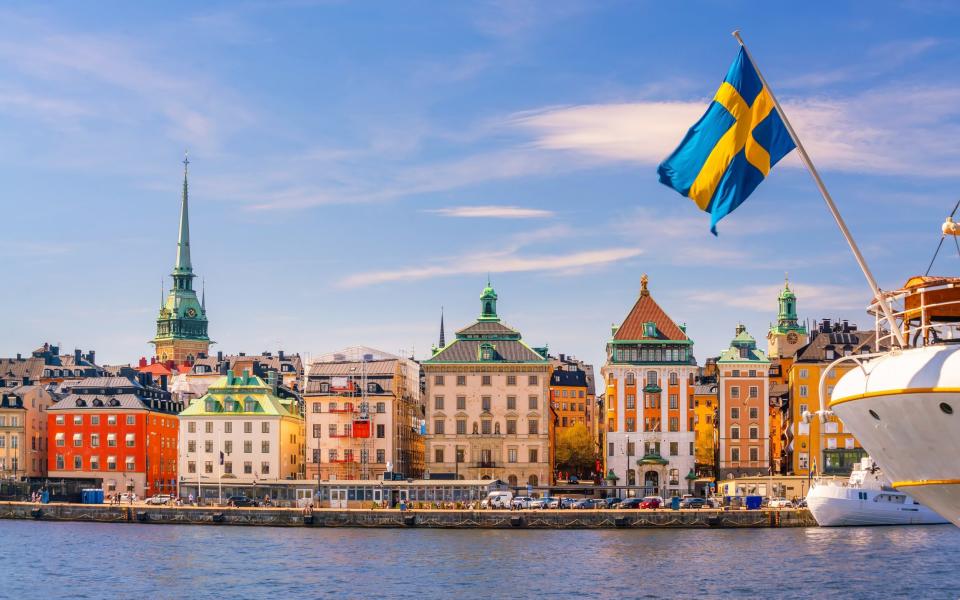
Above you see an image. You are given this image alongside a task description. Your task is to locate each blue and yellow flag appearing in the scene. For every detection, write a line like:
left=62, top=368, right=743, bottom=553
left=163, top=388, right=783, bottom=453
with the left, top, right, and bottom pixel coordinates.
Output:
left=658, top=47, right=795, bottom=234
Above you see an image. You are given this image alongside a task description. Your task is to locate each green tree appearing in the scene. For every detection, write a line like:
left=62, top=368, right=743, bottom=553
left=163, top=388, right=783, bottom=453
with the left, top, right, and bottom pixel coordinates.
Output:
left=554, top=423, right=595, bottom=477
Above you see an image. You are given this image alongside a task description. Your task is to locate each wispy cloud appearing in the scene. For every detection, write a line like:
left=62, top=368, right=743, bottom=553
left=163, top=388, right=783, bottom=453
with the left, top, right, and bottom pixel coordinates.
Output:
left=337, top=246, right=642, bottom=288
left=685, top=282, right=868, bottom=313
left=426, top=205, right=554, bottom=218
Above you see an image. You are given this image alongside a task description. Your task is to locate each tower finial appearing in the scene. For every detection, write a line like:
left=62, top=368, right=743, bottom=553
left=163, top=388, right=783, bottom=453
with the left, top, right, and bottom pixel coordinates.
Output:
left=174, top=153, right=193, bottom=274
left=784, top=271, right=789, bottom=290
left=640, top=273, right=649, bottom=297
left=439, top=306, right=446, bottom=348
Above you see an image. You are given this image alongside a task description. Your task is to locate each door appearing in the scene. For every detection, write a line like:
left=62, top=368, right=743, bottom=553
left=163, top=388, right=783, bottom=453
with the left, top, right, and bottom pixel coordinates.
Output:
left=331, top=488, right=348, bottom=509
left=296, top=488, right=314, bottom=508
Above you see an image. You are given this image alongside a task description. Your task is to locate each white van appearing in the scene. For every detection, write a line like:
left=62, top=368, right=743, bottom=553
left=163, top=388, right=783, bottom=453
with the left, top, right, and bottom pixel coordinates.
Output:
left=480, top=491, right=514, bottom=509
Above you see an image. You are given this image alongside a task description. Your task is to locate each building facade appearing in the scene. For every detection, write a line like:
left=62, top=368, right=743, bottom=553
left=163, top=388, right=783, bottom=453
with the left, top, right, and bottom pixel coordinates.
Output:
left=304, top=347, right=423, bottom=481
left=152, top=158, right=211, bottom=365
left=0, top=385, right=59, bottom=478
left=423, top=283, right=551, bottom=487
left=785, top=319, right=882, bottom=475
left=692, top=380, right=718, bottom=477
left=47, top=376, right=181, bottom=497
left=717, top=325, right=771, bottom=478
left=602, top=275, right=697, bottom=497
left=178, top=370, right=304, bottom=493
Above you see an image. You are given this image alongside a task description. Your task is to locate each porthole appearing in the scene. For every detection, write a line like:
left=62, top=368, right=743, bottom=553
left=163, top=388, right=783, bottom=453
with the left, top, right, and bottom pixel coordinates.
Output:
left=940, top=402, right=954, bottom=415
left=868, top=409, right=880, bottom=420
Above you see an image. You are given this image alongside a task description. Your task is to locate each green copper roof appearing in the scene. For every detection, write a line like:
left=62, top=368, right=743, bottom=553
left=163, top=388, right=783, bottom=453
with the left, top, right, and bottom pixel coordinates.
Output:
left=174, top=155, right=192, bottom=275
left=179, top=372, right=299, bottom=418
left=718, top=325, right=770, bottom=364
left=637, top=452, right=669, bottom=466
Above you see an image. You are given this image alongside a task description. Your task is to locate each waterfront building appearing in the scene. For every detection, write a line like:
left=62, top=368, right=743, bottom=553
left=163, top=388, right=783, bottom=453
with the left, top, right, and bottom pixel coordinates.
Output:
left=0, top=385, right=59, bottom=478
left=717, top=325, right=771, bottom=478
left=152, top=157, right=212, bottom=365
left=548, top=355, right=596, bottom=479
left=304, top=347, right=423, bottom=481
left=692, top=378, right=718, bottom=478
left=423, top=282, right=551, bottom=487
left=602, top=275, right=697, bottom=497
left=784, top=319, right=883, bottom=476
left=47, top=376, right=181, bottom=497
left=178, top=370, right=304, bottom=497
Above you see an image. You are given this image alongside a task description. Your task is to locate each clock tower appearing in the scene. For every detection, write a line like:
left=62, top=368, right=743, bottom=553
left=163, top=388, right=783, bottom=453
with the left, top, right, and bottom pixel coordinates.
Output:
left=767, top=276, right=807, bottom=359
left=151, top=155, right=211, bottom=365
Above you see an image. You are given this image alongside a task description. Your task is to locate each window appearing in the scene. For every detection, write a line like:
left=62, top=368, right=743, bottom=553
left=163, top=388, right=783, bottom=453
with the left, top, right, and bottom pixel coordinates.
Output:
left=244, top=461, right=253, bottom=474
left=749, top=407, right=759, bottom=419
left=731, top=426, right=740, bottom=440
left=506, top=396, right=516, bottom=410
left=262, top=422, right=270, bottom=434
left=205, top=422, right=213, bottom=434
left=205, top=440, right=214, bottom=453
left=90, top=456, right=99, bottom=470
left=107, top=456, right=116, bottom=470
left=107, top=415, right=117, bottom=426
left=312, top=402, right=321, bottom=413
left=434, top=420, right=445, bottom=435
left=669, top=372, right=678, bottom=385
left=126, top=415, right=135, bottom=425
left=244, top=422, right=252, bottom=434
left=481, top=375, right=491, bottom=386
left=261, top=462, right=270, bottom=475
left=126, top=456, right=136, bottom=470
left=244, top=441, right=252, bottom=453
left=73, top=455, right=82, bottom=469
left=328, top=424, right=337, bottom=437
left=376, top=402, right=385, bottom=414
left=126, top=433, right=135, bottom=448
left=508, top=448, right=517, bottom=463
left=73, top=433, right=82, bottom=447
left=527, top=375, right=538, bottom=386
left=481, top=420, right=491, bottom=435
left=749, top=386, right=759, bottom=398
left=749, top=447, right=759, bottom=462
left=56, top=415, right=64, bottom=425
left=188, top=422, right=196, bottom=433
left=799, top=369, right=808, bottom=379
left=799, top=403, right=808, bottom=415
left=481, top=396, right=491, bottom=411
left=376, top=424, right=385, bottom=438
left=731, top=448, right=740, bottom=462
left=799, top=385, right=808, bottom=398
left=457, top=375, right=466, bottom=386
left=91, top=416, right=99, bottom=425
left=507, top=375, right=516, bottom=386
left=107, top=433, right=117, bottom=447
left=188, top=440, right=196, bottom=453
left=669, top=417, right=679, bottom=432
left=224, top=461, right=233, bottom=474
left=626, top=394, right=635, bottom=409
left=434, top=396, right=444, bottom=410
left=434, top=375, right=444, bottom=386
left=91, top=434, right=100, bottom=448
left=528, top=395, right=538, bottom=410
left=376, top=449, right=385, bottom=463
left=224, top=440, right=232, bottom=454
left=731, top=407, right=740, bottom=419
left=74, top=415, right=83, bottom=425
left=457, top=420, right=466, bottom=435
left=669, top=394, right=678, bottom=409
left=749, top=427, right=759, bottom=440
left=434, top=447, right=444, bottom=463
left=528, top=448, right=538, bottom=463
left=627, top=441, right=635, bottom=456
left=258, top=440, right=268, bottom=453
left=730, top=387, right=740, bottom=399
left=646, top=371, right=658, bottom=386
left=203, top=460, right=212, bottom=474
left=528, top=420, right=539, bottom=435
left=749, top=370, right=757, bottom=378
left=625, top=417, right=635, bottom=432
left=506, top=419, right=516, bottom=434
left=224, top=421, right=233, bottom=434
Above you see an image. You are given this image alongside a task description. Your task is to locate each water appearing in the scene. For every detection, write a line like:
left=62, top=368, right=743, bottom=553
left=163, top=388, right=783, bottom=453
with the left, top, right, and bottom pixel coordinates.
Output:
left=1, top=521, right=958, bottom=598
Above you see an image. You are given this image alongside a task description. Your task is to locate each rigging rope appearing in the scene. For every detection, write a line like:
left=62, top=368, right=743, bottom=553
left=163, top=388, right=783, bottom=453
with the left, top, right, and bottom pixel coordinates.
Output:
left=924, top=197, right=960, bottom=276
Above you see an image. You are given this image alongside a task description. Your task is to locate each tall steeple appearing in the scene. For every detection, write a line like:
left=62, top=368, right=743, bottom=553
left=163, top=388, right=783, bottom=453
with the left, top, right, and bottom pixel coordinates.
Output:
left=438, top=307, right=446, bottom=348
left=174, top=152, right=193, bottom=279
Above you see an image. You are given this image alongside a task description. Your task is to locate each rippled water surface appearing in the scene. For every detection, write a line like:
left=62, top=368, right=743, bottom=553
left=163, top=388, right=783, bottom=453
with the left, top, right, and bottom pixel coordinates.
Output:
left=1, top=521, right=958, bottom=598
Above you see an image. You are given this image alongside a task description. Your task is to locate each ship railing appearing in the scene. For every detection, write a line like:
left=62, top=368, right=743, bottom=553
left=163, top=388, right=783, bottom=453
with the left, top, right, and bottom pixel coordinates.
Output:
left=868, top=280, right=960, bottom=349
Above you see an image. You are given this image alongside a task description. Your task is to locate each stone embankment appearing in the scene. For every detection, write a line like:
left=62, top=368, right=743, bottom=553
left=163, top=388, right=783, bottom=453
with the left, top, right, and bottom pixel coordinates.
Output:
left=0, top=502, right=817, bottom=529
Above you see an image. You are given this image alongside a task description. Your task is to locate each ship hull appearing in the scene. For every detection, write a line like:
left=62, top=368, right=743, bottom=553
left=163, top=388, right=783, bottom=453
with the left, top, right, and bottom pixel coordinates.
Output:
left=806, top=484, right=948, bottom=527
left=831, top=346, right=960, bottom=526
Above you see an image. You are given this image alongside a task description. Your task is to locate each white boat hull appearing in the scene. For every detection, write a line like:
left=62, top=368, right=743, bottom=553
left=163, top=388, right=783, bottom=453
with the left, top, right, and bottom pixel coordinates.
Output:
left=806, top=486, right=948, bottom=527
left=831, top=345, right=960, bottom=526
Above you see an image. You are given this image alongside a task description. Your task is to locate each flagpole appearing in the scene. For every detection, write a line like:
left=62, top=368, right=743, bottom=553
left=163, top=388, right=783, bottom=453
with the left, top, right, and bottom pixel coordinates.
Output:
left=731, top=30, right=907, bottom=350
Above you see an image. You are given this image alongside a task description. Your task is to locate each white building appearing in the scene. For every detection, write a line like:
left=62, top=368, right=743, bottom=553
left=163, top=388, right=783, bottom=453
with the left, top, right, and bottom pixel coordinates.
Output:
left=601, top=276, right=698, bottom=497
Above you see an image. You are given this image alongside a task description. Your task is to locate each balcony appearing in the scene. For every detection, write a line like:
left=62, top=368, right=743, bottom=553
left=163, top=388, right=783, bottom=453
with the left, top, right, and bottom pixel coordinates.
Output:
left=474, top=461, right=500, bottom=469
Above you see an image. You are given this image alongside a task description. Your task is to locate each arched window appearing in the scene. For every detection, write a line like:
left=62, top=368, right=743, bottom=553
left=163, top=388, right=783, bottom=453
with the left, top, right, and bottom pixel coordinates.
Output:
left=626, top=372, right=636, bottom=385
left=669, top=372, right=678, bottom=385
left=528, top=474, right=539, bottom=487
left=508, top=475, right=518, bottom=487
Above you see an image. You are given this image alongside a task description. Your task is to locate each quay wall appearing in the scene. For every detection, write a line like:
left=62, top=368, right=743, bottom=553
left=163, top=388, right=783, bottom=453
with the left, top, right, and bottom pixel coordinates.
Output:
left=0, top=502, right=816, bottom=529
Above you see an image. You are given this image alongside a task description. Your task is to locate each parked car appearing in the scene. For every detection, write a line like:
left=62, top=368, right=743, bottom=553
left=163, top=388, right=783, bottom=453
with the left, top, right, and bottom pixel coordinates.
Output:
left=145, top=494, right=173, bottom=506
left=529, top=496, right=559, bottom=509
left=603, top=497, right=623, bottom=509
left=568, top=476, right=580, bottom=484
left=639, top=497, right=662, bottom=509
left=620, top=497, right=643, bottom=509
left=768, top=498, right=794, bottom=508
left=559, top=497, right=579, bottom=509
left=511, top=496, right=534, bottom=509
left=573, top=498, right=603, bottom=509
left=480, top=491, right=514, bottom=509
left=227, top=495, right=256, bottom=507
left=680, top=497, right=707, bottom=509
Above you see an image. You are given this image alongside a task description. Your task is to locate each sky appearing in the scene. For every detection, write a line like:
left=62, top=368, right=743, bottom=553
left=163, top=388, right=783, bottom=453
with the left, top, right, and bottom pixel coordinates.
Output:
left=3, top=1, right=960, bottom=373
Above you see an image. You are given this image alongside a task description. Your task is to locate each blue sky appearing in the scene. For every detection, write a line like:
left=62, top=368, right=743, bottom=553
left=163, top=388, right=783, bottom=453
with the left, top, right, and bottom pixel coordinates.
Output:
left=3, top=1, right=960, bottom=371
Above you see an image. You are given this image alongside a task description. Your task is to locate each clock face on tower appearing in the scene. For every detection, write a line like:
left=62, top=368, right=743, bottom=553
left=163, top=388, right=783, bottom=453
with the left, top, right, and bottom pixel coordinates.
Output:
left=186, top=307, right=197, bottom=318
left=786, top=332, right=799, bottom=344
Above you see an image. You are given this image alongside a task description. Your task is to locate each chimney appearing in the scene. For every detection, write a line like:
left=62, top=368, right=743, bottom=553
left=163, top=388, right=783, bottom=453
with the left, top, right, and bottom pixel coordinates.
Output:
left=217, top=351, right=223, bottom=362
left=239, top=352, right=245, bottom=357
left=16, top=353, right=21, bottom=360
left=219, top=362, right=228, bottom=375
left=160, top=375, right=168, bottom=390
left=278, top=350, right=285, bottom=361
left=139, top=357, right=148, bottom=368
left=22, top=376, right=29, bottom=385
left=88, top=350, right=95, bottom=364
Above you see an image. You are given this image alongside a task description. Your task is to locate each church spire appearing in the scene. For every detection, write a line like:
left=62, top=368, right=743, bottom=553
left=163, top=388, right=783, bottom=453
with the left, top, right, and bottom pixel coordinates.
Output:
left=439, top=306, right=446, bottom=348
left=174, top=152, right=192, bottom=275
left=202, top=277, right=206, bottom=311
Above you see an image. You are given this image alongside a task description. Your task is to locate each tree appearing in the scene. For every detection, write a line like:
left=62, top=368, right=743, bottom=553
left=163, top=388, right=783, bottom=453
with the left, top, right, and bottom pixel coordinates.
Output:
left=554, top=423, right=595, bottom=477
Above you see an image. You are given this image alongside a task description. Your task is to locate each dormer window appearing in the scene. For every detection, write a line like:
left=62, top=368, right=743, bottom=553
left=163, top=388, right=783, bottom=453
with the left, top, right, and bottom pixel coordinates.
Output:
left=320, top=382, right=330, bottom=393
left=479, top=343, right=495, bottom=361
left=644, top=322, right=657, bottom=337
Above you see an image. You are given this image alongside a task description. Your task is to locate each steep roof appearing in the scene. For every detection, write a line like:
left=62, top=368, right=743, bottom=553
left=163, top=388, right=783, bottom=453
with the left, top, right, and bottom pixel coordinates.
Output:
left=456, top=321, right=519, bottom=336
left=550, top=369, right=588, bottom=388
left=180, top=373, right=299, bottom=418
left=613, top=278, right=688, bottom=342
left=795, top=328, right=884, bottom=363
left=428, top=339, right=546, bottom=363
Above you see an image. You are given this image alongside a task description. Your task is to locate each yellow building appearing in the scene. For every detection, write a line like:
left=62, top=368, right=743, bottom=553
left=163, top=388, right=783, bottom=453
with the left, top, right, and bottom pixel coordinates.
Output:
left=786, top=319, right=883, bottom=476
left=692, top=382, right=717, bottom=476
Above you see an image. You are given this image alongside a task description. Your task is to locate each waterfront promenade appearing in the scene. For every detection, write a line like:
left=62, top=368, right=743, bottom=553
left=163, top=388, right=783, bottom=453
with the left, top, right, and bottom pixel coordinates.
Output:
left=0, top=501, right=815, bottom=529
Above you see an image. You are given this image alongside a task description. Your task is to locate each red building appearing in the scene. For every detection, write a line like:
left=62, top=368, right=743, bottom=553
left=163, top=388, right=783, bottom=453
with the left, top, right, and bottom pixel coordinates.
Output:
left=47, top=376, right=182, bottom=498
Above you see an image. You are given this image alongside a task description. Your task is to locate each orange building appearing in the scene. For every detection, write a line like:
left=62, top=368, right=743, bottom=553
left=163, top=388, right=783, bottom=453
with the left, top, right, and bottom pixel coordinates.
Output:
left=48, top=376, right=182, bottom=498
left=717, top=325, right=771, bottom=478
left=549, top=358, right=595, bottom=479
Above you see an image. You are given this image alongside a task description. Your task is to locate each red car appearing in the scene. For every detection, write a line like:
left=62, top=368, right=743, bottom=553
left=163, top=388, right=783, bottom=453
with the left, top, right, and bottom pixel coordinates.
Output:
left=639, top=497, right=661, bottom=509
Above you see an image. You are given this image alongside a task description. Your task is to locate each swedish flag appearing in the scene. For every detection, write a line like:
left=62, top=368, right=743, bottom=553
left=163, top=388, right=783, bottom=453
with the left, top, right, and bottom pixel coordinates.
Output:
left=658, top=47, right=795, bottom=234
